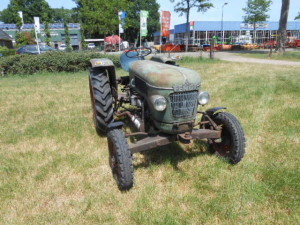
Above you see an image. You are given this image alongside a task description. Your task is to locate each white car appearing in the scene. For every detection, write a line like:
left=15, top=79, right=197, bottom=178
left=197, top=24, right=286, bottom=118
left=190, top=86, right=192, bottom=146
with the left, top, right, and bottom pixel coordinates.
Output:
left=58, top=44, right=66, bottom=51
left=88, top=43, right=96, bottom=50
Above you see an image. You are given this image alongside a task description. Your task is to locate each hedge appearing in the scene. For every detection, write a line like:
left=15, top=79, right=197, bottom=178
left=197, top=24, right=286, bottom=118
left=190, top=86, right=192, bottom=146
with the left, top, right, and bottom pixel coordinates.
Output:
left=0, top=51, right=121, bottom=75
left=0, top=47, right=15, bottom=57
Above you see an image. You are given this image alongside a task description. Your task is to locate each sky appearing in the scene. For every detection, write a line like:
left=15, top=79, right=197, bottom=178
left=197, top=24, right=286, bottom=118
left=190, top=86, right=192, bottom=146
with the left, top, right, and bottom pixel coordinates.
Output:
left=0, top=0, right=299, bottom=28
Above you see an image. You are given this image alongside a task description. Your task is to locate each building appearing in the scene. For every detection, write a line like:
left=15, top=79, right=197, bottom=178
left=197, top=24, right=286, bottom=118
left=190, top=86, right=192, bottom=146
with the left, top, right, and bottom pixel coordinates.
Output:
left=154, top=21, right=300, bottom=45
left=0, top=29, right=13, bottom=48
left=0, top=23, right=81, bottom=49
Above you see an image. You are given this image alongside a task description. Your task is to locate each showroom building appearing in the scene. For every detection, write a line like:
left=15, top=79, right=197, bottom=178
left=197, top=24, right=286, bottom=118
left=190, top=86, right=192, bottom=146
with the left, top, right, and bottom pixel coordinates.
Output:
left=0, top=23, right=82, bottom=49
left=154, top=21, right=300, bottom=45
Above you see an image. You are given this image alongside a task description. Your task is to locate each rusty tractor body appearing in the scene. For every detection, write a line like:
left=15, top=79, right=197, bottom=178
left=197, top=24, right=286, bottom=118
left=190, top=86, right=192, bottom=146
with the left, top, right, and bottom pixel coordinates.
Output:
left=89, top=47, right=246, bottom=190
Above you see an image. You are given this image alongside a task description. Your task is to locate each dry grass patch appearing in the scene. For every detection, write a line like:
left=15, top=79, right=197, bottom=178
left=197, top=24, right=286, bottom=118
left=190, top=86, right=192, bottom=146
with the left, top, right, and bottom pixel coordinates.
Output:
left=1, top=60, right=299, bottom=224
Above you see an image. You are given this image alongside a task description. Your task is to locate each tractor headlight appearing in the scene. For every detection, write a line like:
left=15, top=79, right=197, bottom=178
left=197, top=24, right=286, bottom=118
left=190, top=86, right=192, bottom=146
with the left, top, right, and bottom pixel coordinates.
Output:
left=151, top=95, right=167, bottom=111
left=198, top=91, right=210, bottom=105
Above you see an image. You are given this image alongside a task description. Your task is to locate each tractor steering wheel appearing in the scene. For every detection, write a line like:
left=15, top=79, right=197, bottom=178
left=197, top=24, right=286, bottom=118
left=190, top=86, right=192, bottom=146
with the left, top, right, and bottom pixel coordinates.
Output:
left=125, top=47, right=152, bottom=59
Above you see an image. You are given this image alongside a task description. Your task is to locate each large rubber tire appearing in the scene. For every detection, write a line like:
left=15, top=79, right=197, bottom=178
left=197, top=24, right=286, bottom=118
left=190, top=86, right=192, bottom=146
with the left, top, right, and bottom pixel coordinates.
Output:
left=107, top=129, right=134, bottom=191
left=89, top=71, right=114, bottom=136
left=207, top=112, right=246, bottom=164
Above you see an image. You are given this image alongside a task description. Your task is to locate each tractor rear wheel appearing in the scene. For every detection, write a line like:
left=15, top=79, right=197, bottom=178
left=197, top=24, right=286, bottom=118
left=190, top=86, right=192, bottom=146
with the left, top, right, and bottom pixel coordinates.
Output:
left=89, top=70, right=114, bottom=136
left=204, top=112, right=246, bottom=164
left=107, top=129, right=134, bottom=191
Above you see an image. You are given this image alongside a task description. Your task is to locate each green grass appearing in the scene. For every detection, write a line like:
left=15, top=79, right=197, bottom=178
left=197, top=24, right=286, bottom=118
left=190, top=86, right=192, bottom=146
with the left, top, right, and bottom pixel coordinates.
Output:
left=235, top=50, right=300, bottom=61
left=1, top=60, right=300, bottom=224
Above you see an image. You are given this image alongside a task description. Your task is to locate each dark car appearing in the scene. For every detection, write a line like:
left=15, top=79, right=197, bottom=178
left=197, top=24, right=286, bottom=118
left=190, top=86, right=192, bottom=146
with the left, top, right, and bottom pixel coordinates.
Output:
left=16, top=45, right=56, bottom=55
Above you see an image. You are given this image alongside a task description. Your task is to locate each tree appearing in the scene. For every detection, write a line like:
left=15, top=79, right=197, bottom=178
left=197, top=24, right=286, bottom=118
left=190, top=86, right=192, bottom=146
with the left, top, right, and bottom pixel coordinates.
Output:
left=295, top=12, right=300, bottom=20
left=74, top=0, right=129, bottom=38
left=44, top=21, right=51, bottom=46
left=170, top=0, right=213, bottom=52
left=277, top=0, right=290, bottom=53
left=123, top=0, right=160, bottom=43
left=0, top=0, right=52, bottom=24
left=0, top=6, right=16, bottom=23
left=242, top=0, right=272, bottom=43
left=15, top=31, right=36, bottom=46
left=64, top=21, right=71, bottom=51
left=51, top=7, right=78, bottom=23
left=80, top=28, right=87, bottom=49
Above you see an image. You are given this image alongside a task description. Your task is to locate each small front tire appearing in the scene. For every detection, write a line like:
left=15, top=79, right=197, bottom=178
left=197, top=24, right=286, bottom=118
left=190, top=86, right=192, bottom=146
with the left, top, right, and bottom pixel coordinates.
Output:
left=205, top=112, right=246, bottom=164
left=107, top=129, right=134, bottom=191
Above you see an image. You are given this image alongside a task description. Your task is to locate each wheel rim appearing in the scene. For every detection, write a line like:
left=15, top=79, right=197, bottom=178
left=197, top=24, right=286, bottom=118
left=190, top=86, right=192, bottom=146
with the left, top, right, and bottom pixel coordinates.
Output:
left=108, top=140, right=121, bottom=183
left=212, top=124, right=232, bottom=157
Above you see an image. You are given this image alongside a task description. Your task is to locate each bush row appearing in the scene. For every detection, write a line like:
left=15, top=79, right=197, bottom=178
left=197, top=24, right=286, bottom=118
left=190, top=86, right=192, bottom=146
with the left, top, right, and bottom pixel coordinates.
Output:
left=0, top=51, right=121, bottom=75
left=0, top=47, right=15, bottom=57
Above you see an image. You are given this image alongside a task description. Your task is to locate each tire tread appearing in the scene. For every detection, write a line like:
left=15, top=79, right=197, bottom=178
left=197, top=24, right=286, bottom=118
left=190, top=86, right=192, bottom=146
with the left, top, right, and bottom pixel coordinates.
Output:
left=89, top=71, right=114, bottom=135
left=107, top=129, right=134, bottom=190
left=213, top=112, right=246, bottom=164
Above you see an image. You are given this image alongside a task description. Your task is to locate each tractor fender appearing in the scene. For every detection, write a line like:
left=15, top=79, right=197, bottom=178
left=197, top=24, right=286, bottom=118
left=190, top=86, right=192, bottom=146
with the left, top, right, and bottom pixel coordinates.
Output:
left=150, top=55, right=176, bottom=65
left=90, top=58, right=114, bottom=68
left=205, top=107, right=227, bottom=116
left=90, top=58, right=117, bottom=93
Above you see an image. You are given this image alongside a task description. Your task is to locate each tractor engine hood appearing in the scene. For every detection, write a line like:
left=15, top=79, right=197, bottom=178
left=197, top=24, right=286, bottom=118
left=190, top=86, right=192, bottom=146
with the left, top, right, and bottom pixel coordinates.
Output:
left=129, top=60, right=201, bottom=90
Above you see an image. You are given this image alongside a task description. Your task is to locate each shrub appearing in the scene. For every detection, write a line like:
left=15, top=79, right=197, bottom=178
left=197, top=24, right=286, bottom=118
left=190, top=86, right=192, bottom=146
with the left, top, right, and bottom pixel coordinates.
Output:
left=15, top=31, right=36, bottom=46
left=0, top=46, right=15, bottom=57
left=0, top=51, right=121, bottom=75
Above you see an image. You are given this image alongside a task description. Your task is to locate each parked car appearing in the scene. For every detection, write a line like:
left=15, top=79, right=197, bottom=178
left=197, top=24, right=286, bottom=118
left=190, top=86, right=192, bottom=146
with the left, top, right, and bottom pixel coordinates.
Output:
left=16, top=45, right=56, bottom=54
left=58, top=44, right=66, bottom=51
left=87, top=43, right=96, bottom=50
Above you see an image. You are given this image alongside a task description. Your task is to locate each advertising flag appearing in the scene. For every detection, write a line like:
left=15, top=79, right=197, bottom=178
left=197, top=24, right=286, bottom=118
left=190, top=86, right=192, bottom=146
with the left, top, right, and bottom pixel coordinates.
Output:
left=161, top=11, right=171, bottom=37
left=34, top=17, right=40, bottom=33
left=118, top=11, right=126, bottom=34
left=190, top=21, right=194, bottom=30
left=140, top=10, right=149, bottom=37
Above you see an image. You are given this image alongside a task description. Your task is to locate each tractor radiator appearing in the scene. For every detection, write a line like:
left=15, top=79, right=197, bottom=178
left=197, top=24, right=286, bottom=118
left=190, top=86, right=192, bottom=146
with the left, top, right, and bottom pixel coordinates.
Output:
left=169, top=91, right=198, bottom=118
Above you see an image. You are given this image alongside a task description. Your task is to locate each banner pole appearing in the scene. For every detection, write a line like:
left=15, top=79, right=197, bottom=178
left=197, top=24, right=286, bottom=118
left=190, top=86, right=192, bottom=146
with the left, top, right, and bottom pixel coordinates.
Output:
left=34, top=28, right=40, bottom=54
left=140, top=12, right=142, bottom=50
left=34, top=17, right=40, bottom=54
left=119, top=27, right=121, bottom=52
left=160, top=11, right=162, bottom=54
left=118, top=11, right=121, bottom=52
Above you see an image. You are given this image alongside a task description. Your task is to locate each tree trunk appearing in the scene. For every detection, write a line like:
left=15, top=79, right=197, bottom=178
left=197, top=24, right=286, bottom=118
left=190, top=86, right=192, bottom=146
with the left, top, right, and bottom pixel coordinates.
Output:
left=210, top=38, right=214, bottom=59
left=277, top=0, right=290, bottom=53
left=185, top=2, right=190, bottom=52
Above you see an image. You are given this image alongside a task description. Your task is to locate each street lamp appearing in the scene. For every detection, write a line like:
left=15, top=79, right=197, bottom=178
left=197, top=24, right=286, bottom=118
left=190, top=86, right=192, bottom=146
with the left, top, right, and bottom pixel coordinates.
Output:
left=221, top=2, right=228, bottom=50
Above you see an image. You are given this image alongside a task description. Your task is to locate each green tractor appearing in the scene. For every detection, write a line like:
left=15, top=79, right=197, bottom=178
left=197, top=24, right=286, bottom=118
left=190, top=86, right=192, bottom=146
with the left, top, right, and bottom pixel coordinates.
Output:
left=89, top=48, right=246, bottom=191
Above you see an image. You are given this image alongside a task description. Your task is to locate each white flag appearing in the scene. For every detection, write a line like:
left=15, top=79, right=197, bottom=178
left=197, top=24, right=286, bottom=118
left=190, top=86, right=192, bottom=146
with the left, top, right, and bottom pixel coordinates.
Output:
left=34, top=17, right=40, bottom=33
left=140, top=10, right=149, bottom=37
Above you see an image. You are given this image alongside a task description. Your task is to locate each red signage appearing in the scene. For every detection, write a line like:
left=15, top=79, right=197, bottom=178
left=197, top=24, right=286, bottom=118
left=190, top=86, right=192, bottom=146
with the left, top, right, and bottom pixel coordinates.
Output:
left=161, top=11, right=171, bottom=37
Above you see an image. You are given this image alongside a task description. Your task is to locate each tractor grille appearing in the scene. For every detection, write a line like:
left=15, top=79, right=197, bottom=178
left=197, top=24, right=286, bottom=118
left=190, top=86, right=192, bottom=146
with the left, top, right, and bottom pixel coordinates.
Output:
left=169, top=91, right=198, bottom=118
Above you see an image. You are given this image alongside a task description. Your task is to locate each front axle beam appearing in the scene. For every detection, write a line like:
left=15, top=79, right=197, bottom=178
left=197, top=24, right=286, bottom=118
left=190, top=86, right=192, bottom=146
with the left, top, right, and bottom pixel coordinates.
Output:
left=129, top=129, right=221, bottom=153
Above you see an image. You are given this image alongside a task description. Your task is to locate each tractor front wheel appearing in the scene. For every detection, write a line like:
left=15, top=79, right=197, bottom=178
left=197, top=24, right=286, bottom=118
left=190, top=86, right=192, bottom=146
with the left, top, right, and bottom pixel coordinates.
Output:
left=107, top=129, right=134, bottom=191
left=206, top=112, right=246, bottom=164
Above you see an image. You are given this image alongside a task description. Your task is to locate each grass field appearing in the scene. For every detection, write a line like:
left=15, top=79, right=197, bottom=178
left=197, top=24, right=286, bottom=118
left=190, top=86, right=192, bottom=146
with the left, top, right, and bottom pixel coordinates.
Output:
left=235, top=50, right=300, bottom=62
left=1, top=58, right=300, bottom=224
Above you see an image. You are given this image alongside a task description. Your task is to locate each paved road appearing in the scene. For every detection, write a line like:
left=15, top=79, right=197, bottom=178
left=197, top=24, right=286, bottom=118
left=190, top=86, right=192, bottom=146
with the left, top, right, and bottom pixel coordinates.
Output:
left=107, top=49, right=300, bottom=66
left=155, top=50, right=300, bottom=66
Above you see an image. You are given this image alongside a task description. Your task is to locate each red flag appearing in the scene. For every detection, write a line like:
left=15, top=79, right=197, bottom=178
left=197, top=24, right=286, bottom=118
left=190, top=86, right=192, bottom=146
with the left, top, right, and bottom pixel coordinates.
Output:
left=190, top=21, right=194, bottom=30
left=161, top=11, right=171, bottom=37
